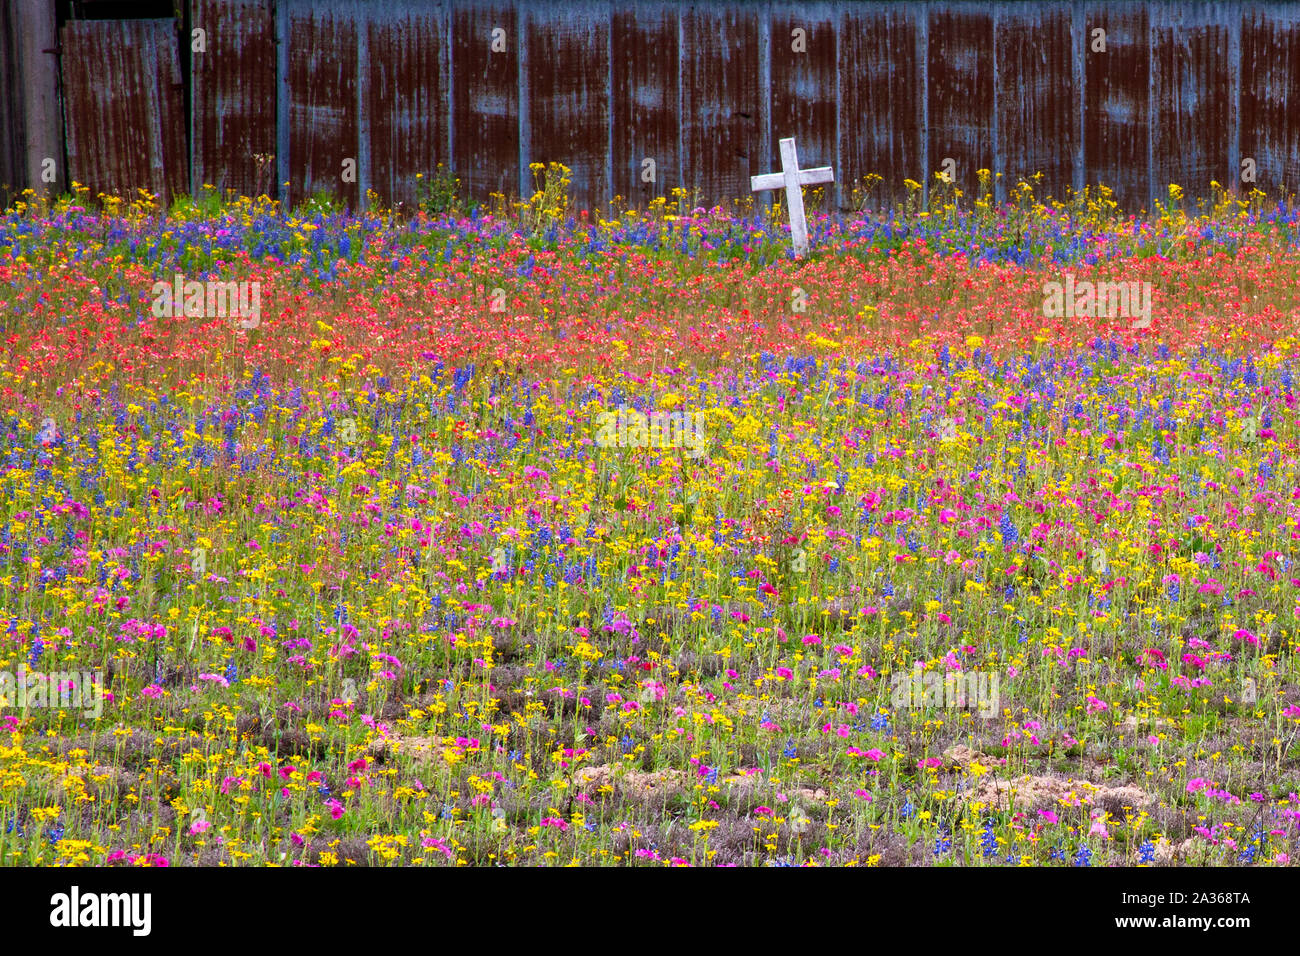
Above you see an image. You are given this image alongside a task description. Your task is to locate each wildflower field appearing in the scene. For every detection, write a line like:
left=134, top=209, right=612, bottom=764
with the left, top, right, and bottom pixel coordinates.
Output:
left=2, top=174, right=1300, bottom=869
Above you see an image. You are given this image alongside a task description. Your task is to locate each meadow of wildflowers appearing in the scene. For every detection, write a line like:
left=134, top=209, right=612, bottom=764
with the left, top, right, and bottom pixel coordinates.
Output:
left=0, top=173, right=1298, bottom=868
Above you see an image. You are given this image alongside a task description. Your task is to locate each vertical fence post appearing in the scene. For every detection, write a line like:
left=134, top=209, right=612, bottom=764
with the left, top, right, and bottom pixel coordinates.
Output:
left=918, top=6, right=928, bottom=208
left=356, top=0, right=369, bottom=212
left=1072, top=0, right=1085, bottom=197
left=518, top=4, right=529, bottom=202
left=17, top=0, right=62, bottom=198
left=1229, top=7, right=1240, bottom=196
left=276, top=0, right=290, bottom=207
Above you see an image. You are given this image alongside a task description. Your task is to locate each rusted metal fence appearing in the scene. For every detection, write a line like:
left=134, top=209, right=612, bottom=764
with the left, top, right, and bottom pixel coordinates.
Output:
left=7, top=1, right=1300, bottom=214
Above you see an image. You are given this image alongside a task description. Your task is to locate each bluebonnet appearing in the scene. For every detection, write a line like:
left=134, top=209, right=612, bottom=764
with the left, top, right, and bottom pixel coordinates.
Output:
left=999, top=513, right=1019, bottom=545
left=981, top=820, right=998, bottom=857
left=934, top=827, right=953, bottom=856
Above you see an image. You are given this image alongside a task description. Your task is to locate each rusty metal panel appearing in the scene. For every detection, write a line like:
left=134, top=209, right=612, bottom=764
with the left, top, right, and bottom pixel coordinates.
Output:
left=61, top=19, right=187, bottom=203
left=367, top=4, right=449, bottom=212
left=525, top=2, right=610, bottom=214
left=838, top=4, right=921, bottom=209
left=611, top=2, right=679, bottom=209
left=1151, top=3, right=1233, bottom=199
left=928, top=6, right=995, bottom=202
left=452, top=1, right=519, bottom=202
left=995, top=3, right=1076, bottom=204
left=1084, top=1, right=1150, bottom=213
left=191, top=0, right=277, bottom=199
left=769, top=2, right=837, bottom=207
left=1241, top=3, right=1300, bottom=198
left=681, top=4, right=762, bottom=207
left=285, top=1, right=360, bottom=209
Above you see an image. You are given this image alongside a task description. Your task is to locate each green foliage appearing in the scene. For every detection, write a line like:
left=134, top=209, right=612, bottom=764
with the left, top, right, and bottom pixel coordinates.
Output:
left=168, top=186, right=225, bottom=222
left=295, top=189, right=346, bottom=219
left=415, top=164, right=466, bottom=217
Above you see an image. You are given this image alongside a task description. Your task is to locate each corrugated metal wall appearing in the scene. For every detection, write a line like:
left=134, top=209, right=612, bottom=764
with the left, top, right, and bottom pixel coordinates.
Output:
left=8, top=2, right=1300, bottom=212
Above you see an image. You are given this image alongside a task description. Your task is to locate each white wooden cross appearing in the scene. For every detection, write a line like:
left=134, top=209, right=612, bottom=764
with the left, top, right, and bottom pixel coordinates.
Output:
left=751, top=137, right=834, bottom=257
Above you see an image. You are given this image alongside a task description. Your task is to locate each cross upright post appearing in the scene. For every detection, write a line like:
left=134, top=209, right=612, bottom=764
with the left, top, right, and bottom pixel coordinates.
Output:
left=750, top=137, right=834, bottom=257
